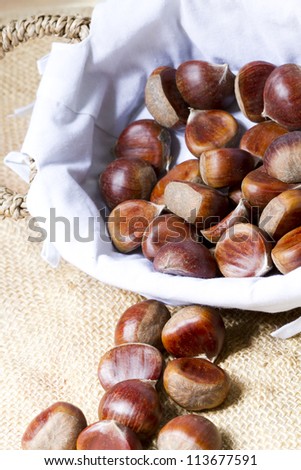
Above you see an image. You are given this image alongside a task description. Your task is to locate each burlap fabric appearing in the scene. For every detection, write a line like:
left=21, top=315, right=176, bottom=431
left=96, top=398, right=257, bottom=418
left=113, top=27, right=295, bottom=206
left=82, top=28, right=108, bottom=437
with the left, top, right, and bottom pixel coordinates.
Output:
left=0, top=4, right=300, bottom=451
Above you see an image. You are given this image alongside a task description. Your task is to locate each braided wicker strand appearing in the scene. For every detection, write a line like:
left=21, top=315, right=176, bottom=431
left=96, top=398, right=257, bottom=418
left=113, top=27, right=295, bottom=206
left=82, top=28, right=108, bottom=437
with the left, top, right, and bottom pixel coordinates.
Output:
left=0, top=15, right=91, bottom=219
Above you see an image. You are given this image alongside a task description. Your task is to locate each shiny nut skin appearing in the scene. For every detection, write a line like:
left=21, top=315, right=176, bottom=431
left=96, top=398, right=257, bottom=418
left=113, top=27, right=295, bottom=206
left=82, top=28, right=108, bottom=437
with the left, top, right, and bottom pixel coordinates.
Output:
left=163, top=357, right=230, bottom=411
left=157, top=414, right=222, bottom=450
left=153, top=239, right=218, bottom=279
left=97, top=343, right=163, bottom=390
left=98, top=379, right=162, bottom=440
left=271, top=226, right=301, bottom=274
left=99, top=157, right=157, bottom=210
left=161, top=305, right=225, bottom=361
left=263, top=131, right=301, bottom=183
left=239, top=121, right=288, bottom=158
left=114, top=299, right=171, bottom=350
left=76, top=420, right=142, bottom=450
left=114, top=119, right=171, bottom=174
left=21, top=402, right=87, bottom=450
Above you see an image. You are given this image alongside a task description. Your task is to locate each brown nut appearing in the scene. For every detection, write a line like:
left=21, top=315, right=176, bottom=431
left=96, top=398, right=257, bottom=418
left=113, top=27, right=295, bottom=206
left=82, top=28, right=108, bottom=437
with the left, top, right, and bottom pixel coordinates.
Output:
left=153, top=239, right=218, bottom=279
left=164, top=181, right=229, bottom=228
left=21, top=402, right=87, bottom=450
left=258, top=189, right=301, bottom=240
left=145, top=66, right=189, bottom=128
left=161, top=305, right=225, bottom=361
left=114, top=119, right=172, bottom=174
left=99, top=158, right=157, bottom=210
left=215, top=223, right=273, bottom=277
left=163, top=357, right=230, bottom=411
left=185, top=109, right=239, bottom=157
left=157, top=414, right=222, bottom=450
left=97, top=343, right=163, bottom=390
left=98, top=379, right=162, bottom=440
left=263, top=131, right=301, bottom=183
left=150, top=158, right=201, bottom=205
left=271, top=226, right=301, bottom=274
left=200, top=148, right=256, bottom=188
left=76, top=420, right=142, bottom=450
left=235, top=60, right=276, bottom=122
left=114, top=299, right=171, bottom=350
left=107, top=199, right=164, bottom=253
left=239, top=121, right=288, bottom=158
left=176, top=60, right=235, bottom=110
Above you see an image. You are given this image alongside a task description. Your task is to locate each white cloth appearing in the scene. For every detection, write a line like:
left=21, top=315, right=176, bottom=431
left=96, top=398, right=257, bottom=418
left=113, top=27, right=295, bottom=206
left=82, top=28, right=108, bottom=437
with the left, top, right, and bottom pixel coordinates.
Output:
left=5, top=0, right=301, bottom=338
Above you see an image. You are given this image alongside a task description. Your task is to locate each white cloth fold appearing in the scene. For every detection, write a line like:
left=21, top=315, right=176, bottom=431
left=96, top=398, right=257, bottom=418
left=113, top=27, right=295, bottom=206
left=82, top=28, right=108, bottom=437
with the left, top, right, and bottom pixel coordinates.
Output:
left=7, top=0, right=301, bottom=337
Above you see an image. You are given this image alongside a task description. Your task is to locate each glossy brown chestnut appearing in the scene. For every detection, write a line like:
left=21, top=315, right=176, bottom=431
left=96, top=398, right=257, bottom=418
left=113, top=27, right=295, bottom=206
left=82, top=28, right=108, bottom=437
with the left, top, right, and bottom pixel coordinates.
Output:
left=239, top=121, right=288, bottom=158
left=97, top=343, right=163, bottom=390
left=157, top=414, right=222, bottom=450
left=164, top=181, right=229, bottom=228
left=235, top=60, right=276, bottom=122
left=98, top=379, right=162, bottom=440
left=114, top=119, right=172, bottom=174
left=153, top=239, right=218, bottom=279
left=163, top=357, right=230, bottom=411
left=258, top=189, right=301, bottom=240
left=150, top=158, right=201, bottom=205
left=21, top=402, right=87, bottom=450
left=228, top=184, right=243, bottom=205
left=215, top=223, right=273, bottom=277
left=76, top=420, right=142, bottom=450
left=271, top=226, right=301, bottom=274
left=145, top=66, right=189, bottom=128
left=176, top=60, right=235, bottom=110
left=185, top=109, right=239, bottom=157
left=99, top=158, right=157, bottom=210
left=263, top=131, right=301, bottom=183
left=142, top=213, right=196, bottom=261
left=262, top=63, right=301, bottom=130
left=114, top=299, right=171, bottom=350
left=161, top=305, right=225, bottom=361
left=200, top=148, right=256, bottom=188
left=107, top=200, right=164, bottom=253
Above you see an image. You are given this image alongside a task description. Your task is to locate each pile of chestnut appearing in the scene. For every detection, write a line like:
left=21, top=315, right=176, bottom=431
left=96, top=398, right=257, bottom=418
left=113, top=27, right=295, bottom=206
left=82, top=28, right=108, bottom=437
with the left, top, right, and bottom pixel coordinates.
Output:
left=21, top=300, right=228, bottom=450
left=100, top=60, right=301, bottom=278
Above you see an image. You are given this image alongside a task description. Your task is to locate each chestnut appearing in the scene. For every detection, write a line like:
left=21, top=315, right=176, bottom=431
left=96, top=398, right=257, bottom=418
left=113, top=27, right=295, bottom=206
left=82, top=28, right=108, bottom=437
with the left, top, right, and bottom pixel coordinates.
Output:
left=262, top=63, right=301, bottom=130
left=97, top=343, right=163, bottom=390
left=263, top=131, right=301, bottom=183
left=99, top=157, right=157, bottom=210
left=107, top=199, right=164, bottom=253
left=234, top=60, right=276, bottom=122
left=114, top=119, right=171, bottom=174
left=185, top=109, right=239, bottom=157
left=239, top=121, right=288, bottom=158
left=153, top=239, right=218, bottom=279
left=199, top=148, right=256, bottom=188
left=258, top=189, right=301, bottom=240
left=271, top=226, right=301, bottom=274
left=145, top=66, right=189, bottom=128
left=21, top=402, right=87, bottom=450
left=150, top=158, right=201, bottom=205
left=98, top=379, right=162, bottom=440
left=163, top=357, right=230, bottom=411
left=215, top=223, right=273, bottom=277
left=114, top=299, right=171, bottom=350
left=161, top=305, right=225, bottom=361
left=176, top=60, right=235, bottom=110
left=141, top=213, right=197, bottom=261
left=157, top=414, right=222, bottom=450
left=76, top=420, right=142, bottom=450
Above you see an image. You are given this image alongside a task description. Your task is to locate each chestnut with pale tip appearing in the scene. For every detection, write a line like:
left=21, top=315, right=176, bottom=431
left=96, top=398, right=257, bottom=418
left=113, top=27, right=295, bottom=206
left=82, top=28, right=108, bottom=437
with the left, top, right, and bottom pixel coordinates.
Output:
left=215, top=223, right=273, bottom=278
left=21, top=402, right=87, bottom=450
left=185, top=109, right=239, bottom=157
left=263, top=131, right=301, bottom=183
left=239, top=121, right=288, bottom=158
left=271, top=226, right=301, bottom=274
left=161, top=305, right=225, bottom=361
left=98, top=379, right=162, bottom=440
left=163, top=357, right=230, bottom=411
left=157, top=414, right=222, bottom=450
left=114, top=299, right=171, bottom=351
left=76, top=420, right=142, bottom=450
left=97, top=343, right=163, bottom=390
